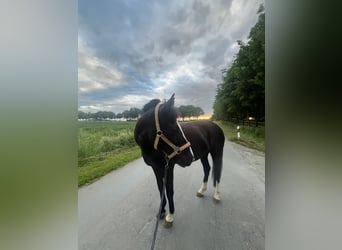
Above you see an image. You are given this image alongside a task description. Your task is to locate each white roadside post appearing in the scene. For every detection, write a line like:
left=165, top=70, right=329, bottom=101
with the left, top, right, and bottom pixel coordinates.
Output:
left=237, top=125, right=240, bottom=139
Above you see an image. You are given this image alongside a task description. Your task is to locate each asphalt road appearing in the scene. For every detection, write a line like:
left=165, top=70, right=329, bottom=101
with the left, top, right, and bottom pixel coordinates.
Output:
left=79, top=140, right=265, bottom=250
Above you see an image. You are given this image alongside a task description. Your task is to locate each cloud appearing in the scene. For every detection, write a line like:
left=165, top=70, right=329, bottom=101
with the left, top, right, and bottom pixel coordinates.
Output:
left=79, top=94, right=154, bottom=114
left=78, top=38, right=125, bottom=93
left=78, top=0, right=264, bottom=114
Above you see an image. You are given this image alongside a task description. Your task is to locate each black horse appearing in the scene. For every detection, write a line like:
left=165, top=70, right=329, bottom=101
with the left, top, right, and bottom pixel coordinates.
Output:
left=134, top=94, right=225, bottom=227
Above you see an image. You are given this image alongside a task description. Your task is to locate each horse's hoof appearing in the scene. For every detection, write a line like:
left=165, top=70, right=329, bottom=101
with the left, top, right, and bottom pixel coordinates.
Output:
left=213, top=196, right=221, bottom=203
left=163, top=220, right=173, bottom=228
left=196, top=192, right=204, bottom=197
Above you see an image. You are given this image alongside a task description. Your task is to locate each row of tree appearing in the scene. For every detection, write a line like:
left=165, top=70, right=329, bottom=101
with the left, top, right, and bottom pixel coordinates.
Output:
left=178, top=105, right=204, bottom=121
left=78, top=107, right=141, bottom=120
left=213, top=4, right=265, bottom=121
left=78, top=105, right=204, bottom=120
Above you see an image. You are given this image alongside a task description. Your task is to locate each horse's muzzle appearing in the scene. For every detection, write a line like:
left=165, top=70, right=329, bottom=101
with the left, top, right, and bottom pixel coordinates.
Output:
left=176, top=154, right=193, bottom=167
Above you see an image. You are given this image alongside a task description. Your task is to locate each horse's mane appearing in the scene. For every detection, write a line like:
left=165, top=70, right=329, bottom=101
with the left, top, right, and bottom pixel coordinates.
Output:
left=142, top=99, right=161, bottom=113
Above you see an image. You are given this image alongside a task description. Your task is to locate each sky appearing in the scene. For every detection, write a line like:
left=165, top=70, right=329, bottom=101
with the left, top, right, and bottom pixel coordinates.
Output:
left=78, top=0, right=263, bottom=115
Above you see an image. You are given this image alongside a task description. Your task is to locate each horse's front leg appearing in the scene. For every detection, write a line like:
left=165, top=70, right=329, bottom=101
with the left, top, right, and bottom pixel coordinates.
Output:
left=164, top=164, right=175, bottom=228
left=152, top=166, right=167, bottom=219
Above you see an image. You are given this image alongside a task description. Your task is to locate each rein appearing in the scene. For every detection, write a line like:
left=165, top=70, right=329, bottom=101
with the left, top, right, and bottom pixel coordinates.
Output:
left=153, top=103, right=192, bottom=160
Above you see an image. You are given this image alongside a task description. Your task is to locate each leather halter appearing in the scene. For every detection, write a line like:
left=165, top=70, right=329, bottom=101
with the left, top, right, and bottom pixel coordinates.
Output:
left=153, top=103, right=192, bottom=160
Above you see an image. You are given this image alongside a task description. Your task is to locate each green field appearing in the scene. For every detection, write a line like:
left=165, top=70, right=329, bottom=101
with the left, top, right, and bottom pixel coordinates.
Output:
left=78, top=121, right=141, bottom=186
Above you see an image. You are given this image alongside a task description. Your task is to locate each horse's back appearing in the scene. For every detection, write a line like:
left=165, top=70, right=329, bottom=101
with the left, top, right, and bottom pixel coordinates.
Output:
left=182, top=120, right=224, bottom=141
left=181, top=121, right=225, bottom=159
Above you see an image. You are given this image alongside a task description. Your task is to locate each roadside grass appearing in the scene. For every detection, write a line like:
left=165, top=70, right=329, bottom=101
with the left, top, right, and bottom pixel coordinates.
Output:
left=78, top=121, right=141, bottom=186
left=215, top=121, right=265, bottom=152
left=78, top=146, right=141, bottom=186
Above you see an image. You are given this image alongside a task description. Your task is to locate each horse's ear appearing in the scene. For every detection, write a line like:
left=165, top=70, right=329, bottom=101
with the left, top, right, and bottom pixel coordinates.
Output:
left=162, top=93, right=177, bottom=121
left=165, top=93, right=175, bottom=108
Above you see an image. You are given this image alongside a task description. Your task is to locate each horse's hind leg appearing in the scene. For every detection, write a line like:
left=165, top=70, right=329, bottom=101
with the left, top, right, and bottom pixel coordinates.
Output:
left=213, top=179, right=221, bottom=202
left=196, top=155, right=211, bottom=197
left=212, top=156, right=223, bottom=203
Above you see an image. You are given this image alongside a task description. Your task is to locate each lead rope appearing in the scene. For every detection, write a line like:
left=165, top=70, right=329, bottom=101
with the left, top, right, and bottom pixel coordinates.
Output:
left=151, top=159, right=169, bottom=250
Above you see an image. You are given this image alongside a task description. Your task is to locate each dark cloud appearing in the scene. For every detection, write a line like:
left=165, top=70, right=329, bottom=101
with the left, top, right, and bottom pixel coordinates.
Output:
left=192, top=0, right=211, bottom=24
left=203, top=36, right=232, bottom=67
left=78, top=0, right=263, bottom=114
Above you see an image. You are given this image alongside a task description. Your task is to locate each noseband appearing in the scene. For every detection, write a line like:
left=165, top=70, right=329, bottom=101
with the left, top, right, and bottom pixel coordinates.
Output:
left=153, top=103, right=193, bottom=160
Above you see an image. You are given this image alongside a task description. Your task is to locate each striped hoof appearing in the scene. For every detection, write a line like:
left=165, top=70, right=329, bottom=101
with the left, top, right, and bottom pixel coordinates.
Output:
left=163, top=220, right=173, bottom=228
left=196, top=191, right=204, bottom=197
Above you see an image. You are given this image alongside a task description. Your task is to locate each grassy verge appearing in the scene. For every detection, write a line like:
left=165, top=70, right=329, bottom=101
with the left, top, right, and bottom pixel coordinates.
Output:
left=78, top=146, right=141, bottom=186
left=215, top=121, right=265, bottom=152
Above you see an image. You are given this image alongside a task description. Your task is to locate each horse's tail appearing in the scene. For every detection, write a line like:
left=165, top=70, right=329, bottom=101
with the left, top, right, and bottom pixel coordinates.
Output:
left=211, top=125, right=225, bottom=187
left=211, top=144, right=224, bottom=187
left=212, top=155, right=223, bottom=187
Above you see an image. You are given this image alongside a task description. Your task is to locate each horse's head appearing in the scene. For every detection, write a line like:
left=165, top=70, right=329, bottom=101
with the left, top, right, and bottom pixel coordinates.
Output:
left=135, top=94, right=194, bottom=167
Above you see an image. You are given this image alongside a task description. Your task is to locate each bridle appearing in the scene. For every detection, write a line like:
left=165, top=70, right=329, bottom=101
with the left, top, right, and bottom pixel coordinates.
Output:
left=153, top=102, right=194, bottom=160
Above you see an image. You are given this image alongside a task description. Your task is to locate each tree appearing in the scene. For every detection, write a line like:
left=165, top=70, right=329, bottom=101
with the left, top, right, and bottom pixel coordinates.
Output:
left=213, top=4, right=264, bottom=121
left=128, top=107, right=141, bottom=119
left=78, top=111, right=87, bottom=119
left=122, top=107, right=142, bottom=119
left=78, top=111, right=94, bottom=119
left=178, top=105, right=189, bottom=121
left=178, top=105, right=205, bottom=121
left=193, top=106, right=204, bottom=119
